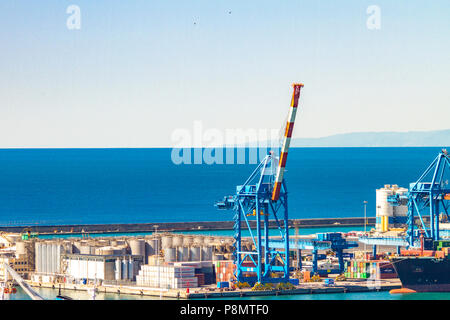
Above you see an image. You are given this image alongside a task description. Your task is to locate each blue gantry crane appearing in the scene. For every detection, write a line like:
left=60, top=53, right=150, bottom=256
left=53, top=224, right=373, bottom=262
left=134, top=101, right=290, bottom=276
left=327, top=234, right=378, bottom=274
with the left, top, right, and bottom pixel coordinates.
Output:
left=404, top=149, right=450, bottom=246
left=215, top=84, right=358, bottom=283
left=215, top=83, right=304, bottom=284
left=360, top=149, right=450, bottom=249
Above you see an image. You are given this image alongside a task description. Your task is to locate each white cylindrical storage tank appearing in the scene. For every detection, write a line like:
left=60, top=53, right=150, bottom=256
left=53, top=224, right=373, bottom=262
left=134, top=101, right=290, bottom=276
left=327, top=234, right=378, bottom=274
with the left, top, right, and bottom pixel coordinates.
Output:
left=122, top=259, right=128, bottom=280
left=40, top=243, right=47, bottom=274
left=145, top=239, right=155, bottom=257
left=189, top=246, right=201, bottom=261
left=16, top=241, right=26, bottom=257
left=376, top=187, right=394, bottom=217
left=56, top=245, right=62, bottom=274
left=35, top=242, right=42, bottom=273
left=128, top=257, right=133, bottom=280
left=164, top=247, right=176, bottom=263
left=130, top=239, right=145, bottom=257
left=193, top=236, right=204, bottom=245
left=115, top=258, right=121, bottom=280
left=46, top=243, right=52, bottom=274
left=51, top=243, right=57, bottom=273
left=172, top=235, right=184, bottom=247
left=183, top=236, right=194, bottom=247
left=201, top=246, right=213, bottom=261
left=177, top=246, right=189, bottom=262
left=161, top=235, right=173, bottom=249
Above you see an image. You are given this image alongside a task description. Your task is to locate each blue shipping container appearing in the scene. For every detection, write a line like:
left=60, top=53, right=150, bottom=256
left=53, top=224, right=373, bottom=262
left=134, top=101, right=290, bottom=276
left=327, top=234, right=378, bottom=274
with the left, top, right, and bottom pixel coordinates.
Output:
left=217, top=281, right=229, bottom=288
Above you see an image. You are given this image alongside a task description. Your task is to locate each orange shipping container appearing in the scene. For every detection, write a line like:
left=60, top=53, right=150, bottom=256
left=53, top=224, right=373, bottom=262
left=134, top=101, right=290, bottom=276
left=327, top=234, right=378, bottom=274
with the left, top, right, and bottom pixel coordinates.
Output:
left=303, top=271, right=311, bottom=281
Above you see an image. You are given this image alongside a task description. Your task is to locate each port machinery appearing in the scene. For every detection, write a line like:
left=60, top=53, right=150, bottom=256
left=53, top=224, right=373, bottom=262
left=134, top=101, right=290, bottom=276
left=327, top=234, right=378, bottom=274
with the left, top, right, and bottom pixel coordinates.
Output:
left=360, top=149, right=450, bottom=250
left=215, top=83, right=358, bottom=283
left=2, top=263, right=44, bottom=300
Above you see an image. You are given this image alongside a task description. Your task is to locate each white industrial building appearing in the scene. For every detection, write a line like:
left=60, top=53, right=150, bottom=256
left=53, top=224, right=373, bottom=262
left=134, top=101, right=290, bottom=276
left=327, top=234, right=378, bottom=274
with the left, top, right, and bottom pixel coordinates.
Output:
left=63, top=254, right=143, bottom=282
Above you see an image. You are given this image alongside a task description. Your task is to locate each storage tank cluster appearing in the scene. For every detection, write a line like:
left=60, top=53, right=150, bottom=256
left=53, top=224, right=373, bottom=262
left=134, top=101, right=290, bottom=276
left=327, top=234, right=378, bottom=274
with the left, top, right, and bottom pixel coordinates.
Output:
left=35, top=241, right=65, bottom=274
left=114, top=256, right=137, bottom=281
left=145, top=233, right=235, bottom=264
left=32, top=234, right=235, bottom=278
left=376, top=184, right=409, bottom=232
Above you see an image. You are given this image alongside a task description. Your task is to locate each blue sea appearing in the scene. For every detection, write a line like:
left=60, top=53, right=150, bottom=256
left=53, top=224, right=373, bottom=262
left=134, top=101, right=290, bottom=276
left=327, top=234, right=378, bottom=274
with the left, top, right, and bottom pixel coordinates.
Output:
left=0, top=147, right=445, bottom=226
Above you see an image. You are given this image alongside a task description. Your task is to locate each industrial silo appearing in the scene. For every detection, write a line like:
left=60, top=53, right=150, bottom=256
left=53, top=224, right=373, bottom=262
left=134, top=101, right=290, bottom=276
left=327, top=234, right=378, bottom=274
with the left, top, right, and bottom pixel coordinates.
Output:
left=15, top=241, right=27, bottom=258
left=204, top=236, right=215, bottom=245
left=161, top=235, right=173, bottom=249
left=201, top=246, right=213, bottom=261
left=121, top=258, right=129, bottom=280
left=164, top=247, right=176, bottom=263
left=145, top=238, right=158, bottom=255
left=177, top=246, right=189, bottom=262
left=183, top=236, right=194, bottom=247
left=51, top=243, right=57, bottom=273
left=190, top=246, right=201, bottom=261
left=376, top=185, right=395, bottom=232
left=96, top=247, right=114, bottom=255
left=115, top=258, right=122, bottom=280
left=130, top=239, right=145, bottom=257
left=193, top=236, right=204, bottom=245
left=35, top=242, right=42, bottom=273
left=128, top=257, right=134, bottom=280
left=172, top=235, right=184, bottom=247
left=46, top=242, right=52, bottom=274
left=40, top=243, right=47, bottom=274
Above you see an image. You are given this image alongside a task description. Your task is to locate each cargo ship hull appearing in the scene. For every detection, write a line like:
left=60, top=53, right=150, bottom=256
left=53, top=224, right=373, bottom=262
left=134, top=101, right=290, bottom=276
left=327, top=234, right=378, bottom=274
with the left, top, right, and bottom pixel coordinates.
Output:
left=392, top=257, right=450, bottom=292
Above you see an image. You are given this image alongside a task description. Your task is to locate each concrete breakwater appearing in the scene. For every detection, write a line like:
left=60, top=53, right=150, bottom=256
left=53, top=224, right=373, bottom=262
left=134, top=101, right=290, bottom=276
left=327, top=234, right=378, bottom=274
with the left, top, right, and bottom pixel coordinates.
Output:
left=0, top=216, right=431, bottom=235
left=0, top=217, right=377, bottom=235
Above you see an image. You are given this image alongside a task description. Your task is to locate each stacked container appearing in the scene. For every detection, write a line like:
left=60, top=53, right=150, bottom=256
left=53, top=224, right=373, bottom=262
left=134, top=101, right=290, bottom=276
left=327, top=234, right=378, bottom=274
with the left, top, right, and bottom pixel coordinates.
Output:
left=214, top=260, right=236, bottom=283
left=136, top=265, right=198, bottom=289
left=344, top=260, right=397, bottom=280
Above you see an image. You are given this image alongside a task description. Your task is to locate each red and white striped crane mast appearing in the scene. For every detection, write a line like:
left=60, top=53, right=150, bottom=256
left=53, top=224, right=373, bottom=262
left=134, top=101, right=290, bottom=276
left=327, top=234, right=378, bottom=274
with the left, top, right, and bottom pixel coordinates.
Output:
left=272, top=83, right=304, bottom=201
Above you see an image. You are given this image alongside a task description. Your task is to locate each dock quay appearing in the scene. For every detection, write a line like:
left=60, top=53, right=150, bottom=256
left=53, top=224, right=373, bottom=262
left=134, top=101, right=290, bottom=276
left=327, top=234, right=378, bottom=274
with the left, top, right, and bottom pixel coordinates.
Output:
left=26, top=278, right=401, bottom=299
left=0, top=217, right=378, bottom=235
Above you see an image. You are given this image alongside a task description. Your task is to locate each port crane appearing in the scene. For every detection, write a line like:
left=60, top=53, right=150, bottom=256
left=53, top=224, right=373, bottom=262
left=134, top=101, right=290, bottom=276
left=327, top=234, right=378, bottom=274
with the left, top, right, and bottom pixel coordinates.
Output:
left=360, top=149, right=450, bottom=249
left=216, top=84, right=358, bottom=281
left=391, top=149, right=450, bottom=246
left=215, top=83, right=304, bottom=284
left=2, top=263, right=45, bottom=300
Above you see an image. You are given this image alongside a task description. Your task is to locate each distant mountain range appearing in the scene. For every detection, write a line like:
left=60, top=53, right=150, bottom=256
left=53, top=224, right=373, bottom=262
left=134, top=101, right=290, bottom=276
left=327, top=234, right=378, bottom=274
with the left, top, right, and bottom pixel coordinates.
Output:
left=289, top=129, right=450, bottom=147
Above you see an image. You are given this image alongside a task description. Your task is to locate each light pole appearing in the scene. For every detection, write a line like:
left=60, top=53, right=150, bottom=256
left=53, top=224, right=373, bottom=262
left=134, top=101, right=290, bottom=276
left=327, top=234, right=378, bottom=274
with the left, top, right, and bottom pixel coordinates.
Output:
left=363, top=201, right=368, bottom=254
left=363, top=201, right=368, bottom=235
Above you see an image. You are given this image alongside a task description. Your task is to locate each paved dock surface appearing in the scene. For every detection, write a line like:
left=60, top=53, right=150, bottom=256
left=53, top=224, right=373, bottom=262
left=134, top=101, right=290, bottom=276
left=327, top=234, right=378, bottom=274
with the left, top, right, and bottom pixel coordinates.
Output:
left=27, top=278, right=401, bottom=300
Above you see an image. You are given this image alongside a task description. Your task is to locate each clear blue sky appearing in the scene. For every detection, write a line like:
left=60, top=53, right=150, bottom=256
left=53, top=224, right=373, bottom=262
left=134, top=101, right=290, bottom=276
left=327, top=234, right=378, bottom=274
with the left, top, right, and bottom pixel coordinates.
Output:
left=0, top=1, right=449, bottom=147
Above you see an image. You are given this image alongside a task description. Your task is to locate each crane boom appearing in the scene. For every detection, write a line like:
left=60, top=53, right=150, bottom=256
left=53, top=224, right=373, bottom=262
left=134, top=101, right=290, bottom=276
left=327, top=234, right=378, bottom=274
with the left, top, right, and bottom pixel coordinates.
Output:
left=271, top=83, right=304, bottom=201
